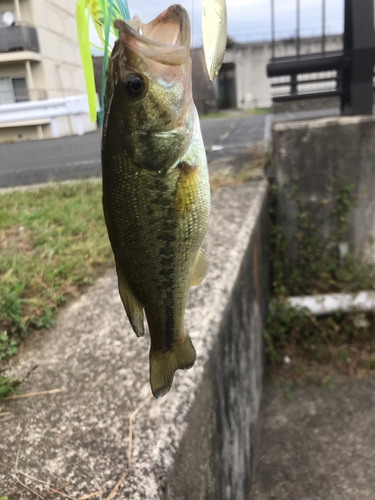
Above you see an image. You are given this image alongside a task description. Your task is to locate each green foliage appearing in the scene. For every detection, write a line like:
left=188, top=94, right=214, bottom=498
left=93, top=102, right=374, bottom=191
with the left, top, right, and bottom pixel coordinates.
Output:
left=0, top=332, right=18, bottom=360
left=0, top=181, right=113, bottom=364
left=199, top=111, right=229, bottom=120
left=265, top=300, right=375, bottom=366
left=359, top=356, right=375, bottom=369
left=0, top=373, right=20, bottom=401
left=270, top=180, right=374, bottom=297
left=266, top=178, right=375, bottom=374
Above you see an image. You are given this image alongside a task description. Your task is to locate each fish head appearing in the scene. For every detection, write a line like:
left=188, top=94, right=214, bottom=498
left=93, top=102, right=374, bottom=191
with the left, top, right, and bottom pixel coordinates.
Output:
left=104, top=5, right=194, bottom=172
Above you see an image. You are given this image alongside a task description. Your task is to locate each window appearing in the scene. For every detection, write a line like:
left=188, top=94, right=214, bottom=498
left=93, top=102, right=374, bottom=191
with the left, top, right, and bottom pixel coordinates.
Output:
left=0, top=77, right=28, bottom=104
left=12, top=78, right=28, bottom=102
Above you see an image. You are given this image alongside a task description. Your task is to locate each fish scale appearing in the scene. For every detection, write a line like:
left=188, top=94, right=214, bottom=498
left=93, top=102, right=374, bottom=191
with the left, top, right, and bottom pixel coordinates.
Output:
left=102, top=5, right=210, bottom=398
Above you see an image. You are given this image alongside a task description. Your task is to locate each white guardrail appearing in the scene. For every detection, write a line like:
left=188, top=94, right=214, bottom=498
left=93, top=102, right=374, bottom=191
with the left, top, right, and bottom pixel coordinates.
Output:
left=0, top=94, right=100, bottom=138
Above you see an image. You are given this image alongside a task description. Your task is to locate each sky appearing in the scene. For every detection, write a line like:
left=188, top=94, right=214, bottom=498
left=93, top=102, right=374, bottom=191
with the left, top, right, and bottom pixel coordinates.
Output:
left=90, top=0, right=344, bottom=54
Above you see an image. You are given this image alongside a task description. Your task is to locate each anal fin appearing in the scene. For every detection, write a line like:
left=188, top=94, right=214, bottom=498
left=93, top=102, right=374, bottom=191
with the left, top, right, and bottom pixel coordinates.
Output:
left=116, top=266, right=144, bottom=338
left=190, top=247, right=210, bottom=287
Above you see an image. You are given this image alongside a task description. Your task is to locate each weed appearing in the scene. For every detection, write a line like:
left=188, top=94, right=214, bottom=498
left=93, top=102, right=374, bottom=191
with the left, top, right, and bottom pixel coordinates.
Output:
left=0, top=181, right=113, bottom=370
left=0, top=333, right=18, bottom=360
left=284, top=386, right=295, bottom=399
left=209, top=146, right=269, bottom=192
left=266, top=177, right=375, bottom=381
left=0, top=373, right=20, bottom=401
left=199, top=108, right=271, bottom=120
left=320, top=374, right=336, bottom=388
left=246, top=108, right=271, bottom=115
left=199, top=111, right=230, bottom=120
left=358, top=356, right=375, bottom=370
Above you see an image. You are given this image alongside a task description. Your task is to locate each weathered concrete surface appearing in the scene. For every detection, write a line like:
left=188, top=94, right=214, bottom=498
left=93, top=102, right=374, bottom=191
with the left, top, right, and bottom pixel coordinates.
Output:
left=271, top=97, right=339, bottom=114
left=273, top=115, right=375, bottom=264
left=166, top=180, right=269, bottom=500
left=0, top=180, right=268, bottom=499
left=251, top=378, right=375, bottom=500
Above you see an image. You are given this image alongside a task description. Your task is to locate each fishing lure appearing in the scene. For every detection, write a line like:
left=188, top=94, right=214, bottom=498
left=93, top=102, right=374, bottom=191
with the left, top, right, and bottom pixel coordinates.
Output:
left=76, top=0, right=130, bottom=122
left=202, top=0, right=227, bottom=81
left=76, top=0, right=227, bottom=119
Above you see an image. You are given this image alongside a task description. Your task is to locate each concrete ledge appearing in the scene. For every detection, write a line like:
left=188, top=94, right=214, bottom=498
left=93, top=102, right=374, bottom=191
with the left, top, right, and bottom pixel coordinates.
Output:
left=0, top=118, right=51, bottom=128
left=1, top=180, right=269, bottom=499
left=272, top=114, right=375, bottom=264
left=273, top=114, right=375, bottom=131
left=0, top=51, right=42, bottom=63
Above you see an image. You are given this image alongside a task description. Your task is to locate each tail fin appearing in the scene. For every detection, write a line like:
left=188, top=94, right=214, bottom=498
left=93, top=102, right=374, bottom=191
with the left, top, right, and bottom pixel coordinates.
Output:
left=150, top=334, right=196, bottom=398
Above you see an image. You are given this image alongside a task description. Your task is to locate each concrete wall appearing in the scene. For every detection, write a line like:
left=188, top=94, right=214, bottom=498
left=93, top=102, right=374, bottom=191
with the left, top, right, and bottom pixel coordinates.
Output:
left=0, top=180, right=269, bottom=498
left=271, top=96, right=340, bottom=114
left=165, top=183, right=268, bottom=499
left=19, top=0, right=34, bottom=23
left=223, top=35, right=342, bottom=110
left=31, top=0, right=96, bottom=137
left=0, top=62, right=26, bottom=79
left=272, top=115, right=375, bottom=265
left=0, top=1, right=16, bottom=16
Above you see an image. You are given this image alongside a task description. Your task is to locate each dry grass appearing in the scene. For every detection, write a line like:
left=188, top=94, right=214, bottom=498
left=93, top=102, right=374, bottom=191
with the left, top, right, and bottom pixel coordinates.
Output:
left=209, top=145, right=269, bottom=192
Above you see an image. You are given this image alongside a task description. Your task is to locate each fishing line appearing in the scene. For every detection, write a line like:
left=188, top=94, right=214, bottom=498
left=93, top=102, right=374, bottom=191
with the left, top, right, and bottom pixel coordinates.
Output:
left=101, top=0, right=114, bottom=108
left=191, top=0, right=194, bottom=48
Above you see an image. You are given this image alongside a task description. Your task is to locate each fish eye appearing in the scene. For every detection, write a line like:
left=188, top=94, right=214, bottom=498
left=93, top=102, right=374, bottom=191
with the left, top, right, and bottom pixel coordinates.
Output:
left=124, top=73, right=146, bottom=98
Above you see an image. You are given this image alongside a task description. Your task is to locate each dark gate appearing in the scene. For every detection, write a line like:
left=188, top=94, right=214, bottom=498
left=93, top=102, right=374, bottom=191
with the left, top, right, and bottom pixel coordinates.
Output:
left=217, top=63, right=237, bottom=109
left=267, top=0, right=375, bottom=115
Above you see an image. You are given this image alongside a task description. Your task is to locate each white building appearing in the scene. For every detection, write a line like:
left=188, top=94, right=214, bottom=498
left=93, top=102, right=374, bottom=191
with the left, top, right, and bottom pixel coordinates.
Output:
left=0, top=0, right=96, bottom=143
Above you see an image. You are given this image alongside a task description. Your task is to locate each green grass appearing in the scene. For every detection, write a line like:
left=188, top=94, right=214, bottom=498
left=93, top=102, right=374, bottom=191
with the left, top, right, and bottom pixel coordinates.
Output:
left=199, top=108, right=271, bottom=121
left=0, top=374, right=20, bottom=400
left=199, top=111, right=229, bottom=120
left=0, top=181, right=114, bottom=373
left=244, top=108, right=270, bottom=115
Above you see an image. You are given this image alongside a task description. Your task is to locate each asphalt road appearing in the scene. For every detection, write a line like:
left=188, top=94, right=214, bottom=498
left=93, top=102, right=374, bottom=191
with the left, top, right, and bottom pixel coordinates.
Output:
left=0, top=115, right=267, bottom=188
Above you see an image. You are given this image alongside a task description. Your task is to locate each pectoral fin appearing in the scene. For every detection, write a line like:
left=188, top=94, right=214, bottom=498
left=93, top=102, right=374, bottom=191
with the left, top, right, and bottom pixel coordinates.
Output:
left=190, top=247, right=210, bottom=287
left=116, top=266, right=144, bottom=338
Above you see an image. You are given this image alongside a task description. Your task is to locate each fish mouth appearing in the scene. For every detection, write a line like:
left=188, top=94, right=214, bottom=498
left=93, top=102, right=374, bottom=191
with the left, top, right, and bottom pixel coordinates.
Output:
left=114, top=5, right=190, bottom=65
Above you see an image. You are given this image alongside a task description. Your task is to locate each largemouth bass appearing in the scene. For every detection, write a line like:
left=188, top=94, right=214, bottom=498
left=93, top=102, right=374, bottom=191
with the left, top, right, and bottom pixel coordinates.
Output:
left=102, top=5, right=211, bottom=398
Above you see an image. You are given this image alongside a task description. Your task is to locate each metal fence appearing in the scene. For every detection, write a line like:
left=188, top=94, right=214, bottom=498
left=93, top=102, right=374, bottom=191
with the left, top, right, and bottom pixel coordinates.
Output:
left=267, top=0, right=375, bottom=115
left=0, top=24, right=39, bottom=53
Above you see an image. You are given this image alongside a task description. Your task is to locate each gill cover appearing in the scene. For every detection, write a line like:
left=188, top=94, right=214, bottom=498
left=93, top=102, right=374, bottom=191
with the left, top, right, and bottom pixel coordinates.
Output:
left=104, top=5, right=195, bottom=172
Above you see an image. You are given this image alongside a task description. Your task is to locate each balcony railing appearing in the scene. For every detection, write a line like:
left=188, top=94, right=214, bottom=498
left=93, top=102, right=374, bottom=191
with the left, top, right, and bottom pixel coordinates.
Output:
left=0, top=89, right=47, bottom=105
left=0, top=24, right=39, bottom=53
